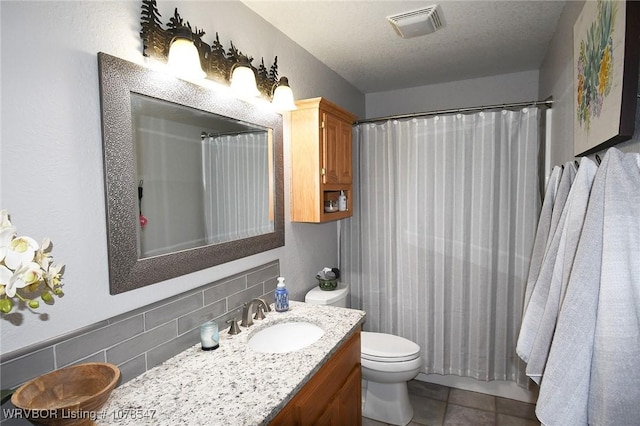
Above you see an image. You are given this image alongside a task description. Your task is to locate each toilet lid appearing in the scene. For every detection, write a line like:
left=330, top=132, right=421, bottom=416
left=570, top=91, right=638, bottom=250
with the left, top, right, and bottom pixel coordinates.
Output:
left=361, top=331, right=421, bottom=362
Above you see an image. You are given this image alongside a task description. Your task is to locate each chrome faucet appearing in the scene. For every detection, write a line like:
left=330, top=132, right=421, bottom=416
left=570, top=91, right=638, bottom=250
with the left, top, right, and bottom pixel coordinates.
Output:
left=241, top=298, right=272, bottom=327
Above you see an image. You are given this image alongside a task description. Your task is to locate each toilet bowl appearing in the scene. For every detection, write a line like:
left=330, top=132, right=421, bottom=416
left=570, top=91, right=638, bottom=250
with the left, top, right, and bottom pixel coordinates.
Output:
left=361, top=331, right=422, bottom=425
left=305, top=284, right=423, bottom=426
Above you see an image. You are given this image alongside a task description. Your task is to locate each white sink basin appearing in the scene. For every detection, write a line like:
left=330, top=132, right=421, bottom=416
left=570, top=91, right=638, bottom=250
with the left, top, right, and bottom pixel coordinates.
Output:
left=248, top=321, right=324, bottom=353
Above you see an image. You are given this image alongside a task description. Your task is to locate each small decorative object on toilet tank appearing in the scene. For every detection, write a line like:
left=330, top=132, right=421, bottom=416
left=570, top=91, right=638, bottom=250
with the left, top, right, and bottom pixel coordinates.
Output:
left=275, top=277, right=289, bottom=312
left=316, top=267, right=339, bottom=290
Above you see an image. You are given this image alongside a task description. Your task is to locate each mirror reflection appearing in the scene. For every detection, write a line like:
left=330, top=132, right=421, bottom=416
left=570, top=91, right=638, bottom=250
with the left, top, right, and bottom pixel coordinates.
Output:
left=132, top=94, right=274, bottom=258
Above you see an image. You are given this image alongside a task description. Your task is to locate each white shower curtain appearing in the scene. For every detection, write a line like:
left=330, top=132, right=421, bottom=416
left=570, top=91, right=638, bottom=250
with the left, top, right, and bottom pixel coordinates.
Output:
left=202, top=132, right=272, bottom=244
left=341, top=108, right=541, bottom=386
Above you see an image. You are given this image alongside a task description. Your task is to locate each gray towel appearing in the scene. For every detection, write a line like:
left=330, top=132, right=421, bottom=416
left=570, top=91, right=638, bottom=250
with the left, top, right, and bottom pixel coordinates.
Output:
left=536, top=149, right=640, bottom=425
left=545, top=162, right=576, bottom=255
left=588, top=150, right=640, bottom=424
left=525, top=157, right=597, bottom=383
left=518, top=163, right=575, bottom=364
left=521, top=166, right=563, bottom=316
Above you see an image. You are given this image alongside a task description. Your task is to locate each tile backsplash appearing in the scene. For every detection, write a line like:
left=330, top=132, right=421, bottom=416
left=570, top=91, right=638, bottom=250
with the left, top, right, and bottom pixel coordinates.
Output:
left=0, top=260, right=279, bottom=420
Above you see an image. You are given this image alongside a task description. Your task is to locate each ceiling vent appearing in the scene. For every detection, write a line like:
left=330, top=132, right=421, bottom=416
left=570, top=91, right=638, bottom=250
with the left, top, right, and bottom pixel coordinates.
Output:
left=387, top=4, right=445, bottom=39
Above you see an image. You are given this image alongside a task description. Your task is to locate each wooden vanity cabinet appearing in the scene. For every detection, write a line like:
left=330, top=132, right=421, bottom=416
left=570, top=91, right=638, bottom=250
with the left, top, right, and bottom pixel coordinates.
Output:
left=270, top=330, right=362, bottom=425
left=290, top=97, right=357, bottom=223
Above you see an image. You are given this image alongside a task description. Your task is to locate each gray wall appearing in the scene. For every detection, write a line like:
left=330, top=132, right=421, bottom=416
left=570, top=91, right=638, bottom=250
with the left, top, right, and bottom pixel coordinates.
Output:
left=365, top=70, right=539, bottom=119
left=0, top=1, right=364, bottom=355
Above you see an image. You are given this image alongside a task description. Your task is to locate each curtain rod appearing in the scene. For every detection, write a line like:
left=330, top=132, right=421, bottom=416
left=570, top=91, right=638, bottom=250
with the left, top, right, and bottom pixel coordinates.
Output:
left=201, top=129, right=265, bottom=138
left=355, top=98, right=553, bottom=125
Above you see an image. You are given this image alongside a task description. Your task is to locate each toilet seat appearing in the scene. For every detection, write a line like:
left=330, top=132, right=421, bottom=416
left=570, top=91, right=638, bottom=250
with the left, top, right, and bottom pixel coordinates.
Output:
left=361, top=331, right=421, bottom=362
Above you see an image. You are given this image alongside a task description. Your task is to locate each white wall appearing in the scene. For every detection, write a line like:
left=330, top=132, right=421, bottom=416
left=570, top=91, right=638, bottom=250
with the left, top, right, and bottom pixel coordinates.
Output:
left=0, top=1, right=364, bottom=355
left=365, top=70, right=539, bottom=119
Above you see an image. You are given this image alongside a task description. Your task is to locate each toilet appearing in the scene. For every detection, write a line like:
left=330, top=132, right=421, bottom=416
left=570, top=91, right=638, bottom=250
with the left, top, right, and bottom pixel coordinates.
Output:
left=305, top=283, right=422, bottom=426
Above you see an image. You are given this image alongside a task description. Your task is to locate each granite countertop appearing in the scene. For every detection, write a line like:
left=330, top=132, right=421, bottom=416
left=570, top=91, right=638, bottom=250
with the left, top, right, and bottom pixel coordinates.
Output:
left=100, top=301, right=366, bottom=425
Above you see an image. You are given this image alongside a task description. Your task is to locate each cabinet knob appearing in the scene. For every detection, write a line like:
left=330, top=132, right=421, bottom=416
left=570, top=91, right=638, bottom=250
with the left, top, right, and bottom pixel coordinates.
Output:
left=321, top=168, right=326, bottom=176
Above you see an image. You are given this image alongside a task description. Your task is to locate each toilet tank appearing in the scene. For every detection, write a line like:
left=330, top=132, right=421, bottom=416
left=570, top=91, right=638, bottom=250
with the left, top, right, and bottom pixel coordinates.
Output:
left=305, top=283, right=350, bottom=308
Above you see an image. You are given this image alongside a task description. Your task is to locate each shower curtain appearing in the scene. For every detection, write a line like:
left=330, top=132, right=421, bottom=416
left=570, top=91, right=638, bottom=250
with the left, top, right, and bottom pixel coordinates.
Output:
left=341, top=108, right=541, bottom=386
left=201, top=132, right=272, bottom=244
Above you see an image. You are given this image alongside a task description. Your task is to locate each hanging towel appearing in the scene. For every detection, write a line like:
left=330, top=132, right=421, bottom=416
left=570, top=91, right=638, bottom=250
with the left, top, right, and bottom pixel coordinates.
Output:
left=525, top=157, right=597, bottom=383
left=517, top=162, right=576, bottom=364
left=521, top=165, right=563, bottom=314
left=588, top=149, right=640, bottom=425
left=535, top=155, right=607, bottom=425
left=536, top=148, right=640, bottom=425
left=545, top=162, right=576, bottom=254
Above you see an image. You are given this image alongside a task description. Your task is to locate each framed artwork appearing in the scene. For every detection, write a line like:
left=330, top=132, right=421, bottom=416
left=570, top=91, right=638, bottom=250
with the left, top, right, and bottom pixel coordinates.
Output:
left=573, top=0, right=640, bottom=156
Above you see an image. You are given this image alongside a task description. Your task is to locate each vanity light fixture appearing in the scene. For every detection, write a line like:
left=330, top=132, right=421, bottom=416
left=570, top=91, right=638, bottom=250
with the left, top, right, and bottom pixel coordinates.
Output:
left=139, top=0, right=295, bottom=107
left=271, top=77, right=297, bottom=111
left=166, top=26, right=206, bottom=80
left=230, top=56, right=261, bottom=98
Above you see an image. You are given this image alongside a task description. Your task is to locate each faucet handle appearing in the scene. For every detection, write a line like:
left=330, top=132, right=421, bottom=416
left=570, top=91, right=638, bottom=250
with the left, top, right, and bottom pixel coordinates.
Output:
left=226, top=318, right=241, bottom=335
left=254, top=304, right=266, bottom=320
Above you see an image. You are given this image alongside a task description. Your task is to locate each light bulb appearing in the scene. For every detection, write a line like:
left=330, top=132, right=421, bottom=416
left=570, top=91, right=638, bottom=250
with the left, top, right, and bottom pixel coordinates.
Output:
left=167, top=38, right=206, bottom=81
left=230, top=65, right=260, bottom=98
left=272, top=77, right=297, bottom=111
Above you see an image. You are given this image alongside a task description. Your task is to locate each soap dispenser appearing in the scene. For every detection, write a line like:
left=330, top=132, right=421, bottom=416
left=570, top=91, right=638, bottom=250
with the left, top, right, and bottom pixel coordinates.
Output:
left=275, top=277, right=289, bottom=312
left=338, top=190, right=347, bottom=212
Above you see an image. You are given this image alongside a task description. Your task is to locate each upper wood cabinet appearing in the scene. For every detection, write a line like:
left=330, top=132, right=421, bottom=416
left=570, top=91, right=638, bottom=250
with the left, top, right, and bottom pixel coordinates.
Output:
left=323, top=111, right=353, bottom=185
left=290, top=97, right=357, bottom=223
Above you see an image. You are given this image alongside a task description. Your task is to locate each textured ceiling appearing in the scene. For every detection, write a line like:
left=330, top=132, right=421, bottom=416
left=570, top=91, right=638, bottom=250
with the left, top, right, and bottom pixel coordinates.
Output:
left=243, top=0, right=566, bottom=94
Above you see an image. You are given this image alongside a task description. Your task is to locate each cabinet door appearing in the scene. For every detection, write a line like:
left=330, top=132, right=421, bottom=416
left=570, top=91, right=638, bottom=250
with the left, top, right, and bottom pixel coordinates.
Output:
left=323, top=112, right=352, bottom=185
left=269, top=331, right=361, bottom=425
left=269, top=405, right=296, bottom=425
left=330, top=366, right=362, bottom=425
left=294, top=364, right=362, bottom=426
left=314, top=366, right=362, bottom=425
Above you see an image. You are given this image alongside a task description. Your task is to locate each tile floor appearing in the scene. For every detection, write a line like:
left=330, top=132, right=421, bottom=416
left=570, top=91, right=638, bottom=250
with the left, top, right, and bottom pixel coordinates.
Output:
left=363, top=380, right=540, bottom=426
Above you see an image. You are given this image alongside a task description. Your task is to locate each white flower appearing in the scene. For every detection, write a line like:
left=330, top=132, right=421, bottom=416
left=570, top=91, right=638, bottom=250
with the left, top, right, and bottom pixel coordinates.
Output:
left=34, top=237, right=53, bottom=265
left=0, top=210, right=12, bottom=229
left=4, top=236, right=39, bottom=270
left=39, top=237, right=52, bottom=253
left=43, top=262, right=64, bottom=290
left=5, top=262, right=42, bottom=298
left=0, top=218, right=16, bottom=263
left=0, top=265, right=13, bottom=293
left=0, top=210, right=65, bottom=314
